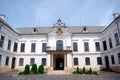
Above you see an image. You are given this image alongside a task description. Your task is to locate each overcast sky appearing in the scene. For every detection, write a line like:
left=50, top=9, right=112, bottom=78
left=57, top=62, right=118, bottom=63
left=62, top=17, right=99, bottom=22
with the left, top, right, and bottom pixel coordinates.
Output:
left=0, top=0, right=120, bottom=28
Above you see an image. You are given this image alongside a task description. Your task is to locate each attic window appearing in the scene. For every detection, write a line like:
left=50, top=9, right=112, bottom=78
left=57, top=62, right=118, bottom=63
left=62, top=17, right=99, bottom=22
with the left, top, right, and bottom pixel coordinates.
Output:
left=33, top=28, right=38, bottom=34
left=82, top=27, right=87, bottom=32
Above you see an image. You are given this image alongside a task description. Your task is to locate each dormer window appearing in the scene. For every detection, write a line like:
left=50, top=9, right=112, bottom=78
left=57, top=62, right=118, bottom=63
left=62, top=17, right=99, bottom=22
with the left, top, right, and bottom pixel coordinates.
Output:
left=33, top=28, right=38, bottom=34
left=82, top=27, right=87, bottom=32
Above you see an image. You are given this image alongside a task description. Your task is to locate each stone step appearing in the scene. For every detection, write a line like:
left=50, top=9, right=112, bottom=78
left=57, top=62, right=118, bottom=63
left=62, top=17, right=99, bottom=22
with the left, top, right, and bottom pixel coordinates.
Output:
left=47, top=70, right=71, bottom=75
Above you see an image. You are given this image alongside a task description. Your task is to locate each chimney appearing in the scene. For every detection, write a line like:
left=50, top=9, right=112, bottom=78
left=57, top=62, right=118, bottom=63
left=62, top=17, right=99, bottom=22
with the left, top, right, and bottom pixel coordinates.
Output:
left=0, top=14, right=6, bottom=20
left=113, top=13, right=120, bottom=19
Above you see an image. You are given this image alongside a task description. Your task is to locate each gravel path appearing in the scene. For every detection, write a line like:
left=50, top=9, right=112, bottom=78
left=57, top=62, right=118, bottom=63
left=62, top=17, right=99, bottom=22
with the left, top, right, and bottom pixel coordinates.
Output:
left=0, top=71, right=120, bottom=80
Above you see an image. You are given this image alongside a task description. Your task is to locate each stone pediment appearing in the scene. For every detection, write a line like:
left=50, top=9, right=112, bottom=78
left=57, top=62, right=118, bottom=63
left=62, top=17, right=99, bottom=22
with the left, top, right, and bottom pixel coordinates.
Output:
left=48, top=19, right=71, bottom=37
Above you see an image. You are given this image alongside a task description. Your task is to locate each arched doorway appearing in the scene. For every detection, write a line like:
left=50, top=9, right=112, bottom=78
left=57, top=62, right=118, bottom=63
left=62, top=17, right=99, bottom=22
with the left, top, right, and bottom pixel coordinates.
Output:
left=55, top=57, right=64, bottom=70
left=56, top=40, right=63, bottom=50
left=105, top=56, right=109, bottom=68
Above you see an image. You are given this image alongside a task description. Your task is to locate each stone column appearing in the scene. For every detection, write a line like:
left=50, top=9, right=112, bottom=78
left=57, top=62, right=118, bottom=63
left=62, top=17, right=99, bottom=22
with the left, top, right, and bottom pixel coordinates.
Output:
left=64, top=54, right=67, bottom=67
left=50, top=54, right=53, bottom=67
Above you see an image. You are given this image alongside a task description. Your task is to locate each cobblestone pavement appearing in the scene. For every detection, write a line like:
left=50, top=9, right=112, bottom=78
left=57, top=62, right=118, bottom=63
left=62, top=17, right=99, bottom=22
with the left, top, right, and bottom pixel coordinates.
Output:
left=0, top=71, right=120, bottom=80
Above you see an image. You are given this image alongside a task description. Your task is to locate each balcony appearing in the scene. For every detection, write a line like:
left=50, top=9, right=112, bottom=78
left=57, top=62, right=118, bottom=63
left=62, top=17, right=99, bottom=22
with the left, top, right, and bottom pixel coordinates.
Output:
left=46, top=46, right=72, bottom=54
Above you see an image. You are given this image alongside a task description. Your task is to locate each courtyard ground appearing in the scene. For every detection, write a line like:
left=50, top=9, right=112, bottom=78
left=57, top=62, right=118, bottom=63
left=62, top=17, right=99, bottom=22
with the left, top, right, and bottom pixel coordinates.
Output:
left=0, top=70, right=120, bottom=80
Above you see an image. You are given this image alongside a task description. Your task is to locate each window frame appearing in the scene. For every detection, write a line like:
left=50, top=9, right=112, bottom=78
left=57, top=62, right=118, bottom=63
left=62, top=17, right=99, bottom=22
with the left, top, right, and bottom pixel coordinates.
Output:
left=85, top=57, right=90, bottom=65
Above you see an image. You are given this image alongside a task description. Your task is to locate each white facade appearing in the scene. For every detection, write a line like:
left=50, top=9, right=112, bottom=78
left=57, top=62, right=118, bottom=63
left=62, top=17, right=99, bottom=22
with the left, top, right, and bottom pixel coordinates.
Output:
left=0, top=16, right=120, bottom=72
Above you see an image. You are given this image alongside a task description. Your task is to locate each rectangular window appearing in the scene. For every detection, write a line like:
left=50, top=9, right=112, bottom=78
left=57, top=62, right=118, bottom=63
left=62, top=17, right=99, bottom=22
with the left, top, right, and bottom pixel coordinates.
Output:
left=73, top=42, right=78, bottom=52
left=95, top=42, right=100, bottom=51
left=108, top=37, right=113, bottom=49
left=103, top=41, right=107, bottom=51
left=114, top=33, right=120, bottom=46
left=85, top=57, right=90, bottom=65
left=0, top=55, right=1, bottom=66
left=42, top=58, right=46, bottom=66
left=31, top=43, right=36, bottom=52
left=111, top=55, right=115, bottom=64
left=13, top=42, right=18, bottom=52
left=20, top=43, right=25, bottom=52
left=84, top=42, right=89, bottom=52
left=7, top=40, right=11, bottom=50
left=42, top=43, right=46, bottom=52
left=118, top=53, right=120, bottom=64
left=19, top=58, right=24, bottom=66
left=30, top=58, right=35, bottom=66
left=74, top=58, right=78, bottom=65
left=97, top=57, right=102, bottom=65
left=5, top=56, right=9, bottom=66
left=0, top=35, right=5, bottom=48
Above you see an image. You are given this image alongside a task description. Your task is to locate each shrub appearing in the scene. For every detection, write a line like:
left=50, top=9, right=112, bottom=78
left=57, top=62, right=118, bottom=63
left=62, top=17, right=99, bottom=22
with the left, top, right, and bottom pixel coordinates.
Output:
left=76, top=67, right=79, bottom=73
left=89, top=68, right=92, bottom=74
left=24, top=64, right=30, bottom=74
left=83, top=67, right=86, bottom=73
left=78, top=70, right=83, bottom=74
left=31, top=64, right=38, bottom=74
left=18, top=71, right=24, bottom=75
left=38, top=65, right=44, bottom=74
left=92, top=71, right=98, bottom=75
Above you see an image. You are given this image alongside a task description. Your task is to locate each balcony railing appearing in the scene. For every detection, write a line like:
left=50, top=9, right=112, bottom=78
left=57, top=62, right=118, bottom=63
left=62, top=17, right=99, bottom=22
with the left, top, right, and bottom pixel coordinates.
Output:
left=46, top=46, right=72, bottom=51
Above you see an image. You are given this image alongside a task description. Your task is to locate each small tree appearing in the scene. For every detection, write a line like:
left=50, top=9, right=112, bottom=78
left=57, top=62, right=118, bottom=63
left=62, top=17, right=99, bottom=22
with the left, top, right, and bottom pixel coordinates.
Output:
left=76, top=67, right=79, bottom=73
left=24, top=64, right=30, bottom=74
left=89, top=68, right=92, bottom=74
left=83, top=67, right=86, bottom=73
left=31, top=64, right=37, bottom=74
left=38, top=65, right=44, bottom=74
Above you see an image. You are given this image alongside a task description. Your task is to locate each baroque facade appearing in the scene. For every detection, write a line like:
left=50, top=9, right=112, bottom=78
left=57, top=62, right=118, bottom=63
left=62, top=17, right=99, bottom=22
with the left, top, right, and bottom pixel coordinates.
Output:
left=0, top=15, right=120, bottom=73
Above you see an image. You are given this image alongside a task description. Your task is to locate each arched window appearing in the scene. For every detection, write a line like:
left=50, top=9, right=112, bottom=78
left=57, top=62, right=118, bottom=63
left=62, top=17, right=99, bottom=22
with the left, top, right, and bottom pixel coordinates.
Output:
left=56, top=40, right=63, bottom=50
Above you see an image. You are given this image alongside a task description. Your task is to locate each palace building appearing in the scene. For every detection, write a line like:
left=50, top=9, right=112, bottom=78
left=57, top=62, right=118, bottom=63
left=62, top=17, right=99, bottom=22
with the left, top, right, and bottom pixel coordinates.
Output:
left=0, top=14, right=120, bottom=73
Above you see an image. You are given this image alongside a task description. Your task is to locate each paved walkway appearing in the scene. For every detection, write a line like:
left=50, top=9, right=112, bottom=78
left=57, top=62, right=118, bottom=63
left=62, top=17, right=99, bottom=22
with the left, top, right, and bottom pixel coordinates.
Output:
left=0, top=70, right=120, bottom=80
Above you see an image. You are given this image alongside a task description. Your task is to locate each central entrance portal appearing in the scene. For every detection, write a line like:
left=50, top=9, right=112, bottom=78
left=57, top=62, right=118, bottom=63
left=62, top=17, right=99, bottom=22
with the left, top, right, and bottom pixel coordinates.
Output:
left=53, top=54, right=64, bottom=70
left=56, top=58, right=64, bottom=70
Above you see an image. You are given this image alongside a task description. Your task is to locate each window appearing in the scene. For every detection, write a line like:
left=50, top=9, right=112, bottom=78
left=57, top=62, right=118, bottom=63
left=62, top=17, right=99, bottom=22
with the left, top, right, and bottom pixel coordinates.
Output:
left=30, top=58, right=35, bottom=66
left=97, top=57, right=102, bottom=65
left=114, top=33, right=120, bottom=46
left=0, top=55, right=2, bottom=66
left=0, top=26, right=1, bottom=30
left=19, top=58, right=24, bottom=66
left=95, top=42, right=100, bottom=51
left=13, top=42, right=18, bottom=52
left=56, top=40, right=63, bottom=50
left=5, top=56, right=9, bottom=66
left=42, top=58, right=46, bottom=66
left=84, top=42, right=89, bottom=52
left=20, top=43, right=25, bottom=52
left=0, top=35, right=5, bottom=48
left=74, top=58, right=78, bottom=65
left=31, top=43, right=36, bottom=52
left=108, top=37, right=113, bottom=49
left=118, top=53, right=120, bottom=64
left=42, top=43, right=46, bottom=52
left=7, top=40, right=11, bottom=50
left=103, top=41, right=107, bottom=51
left=85, top=57, right=90, bottom=65
left=73, top=42, right=78, bottom=52
left=111, top=55, right=115, bottom=64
